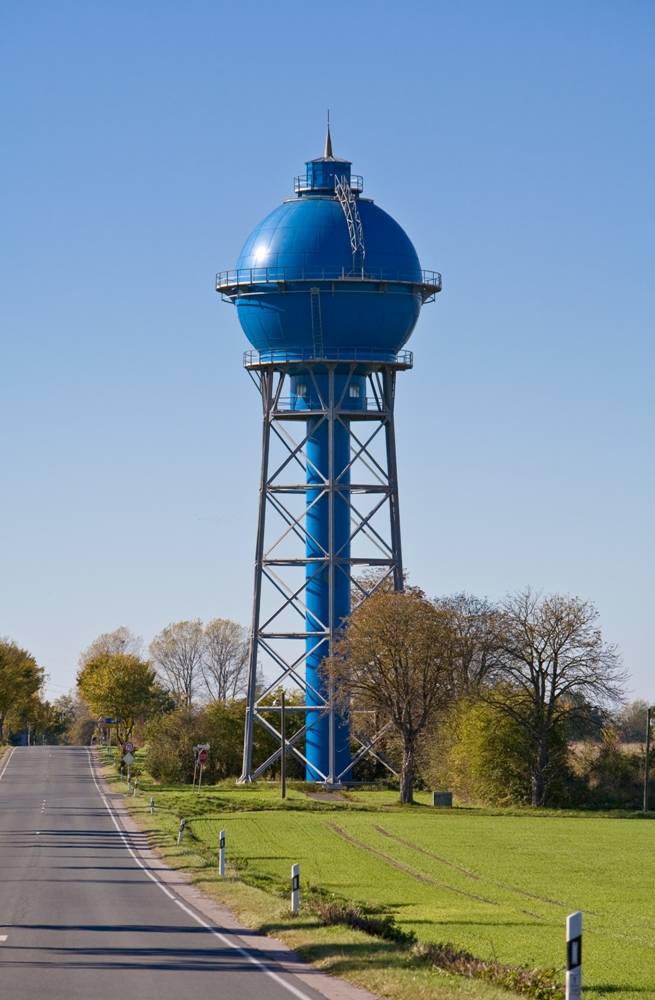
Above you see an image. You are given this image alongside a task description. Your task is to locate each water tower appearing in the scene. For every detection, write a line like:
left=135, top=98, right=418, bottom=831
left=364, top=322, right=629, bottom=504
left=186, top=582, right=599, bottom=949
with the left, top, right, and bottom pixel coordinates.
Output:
left=217, top=127, right=441, bottom=784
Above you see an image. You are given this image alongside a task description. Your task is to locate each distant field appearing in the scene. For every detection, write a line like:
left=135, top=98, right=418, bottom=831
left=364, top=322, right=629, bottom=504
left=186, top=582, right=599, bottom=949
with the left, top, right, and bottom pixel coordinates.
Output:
left=105, top=754, right=655, bottom=1000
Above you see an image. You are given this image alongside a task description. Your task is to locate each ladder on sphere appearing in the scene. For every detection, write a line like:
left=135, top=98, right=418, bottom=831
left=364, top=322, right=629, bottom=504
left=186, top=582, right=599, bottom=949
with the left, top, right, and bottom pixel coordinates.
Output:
left=335, top=176, right=365, bottom=273
left=310, top=287, right=324, bottom=358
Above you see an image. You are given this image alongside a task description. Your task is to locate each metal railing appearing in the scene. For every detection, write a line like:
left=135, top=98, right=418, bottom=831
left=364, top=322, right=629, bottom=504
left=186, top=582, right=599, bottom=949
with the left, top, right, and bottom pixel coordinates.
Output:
left=294, top=174, right=364, bottom=193
left=274, top=396, right=383, bottom=412
left=243, top=348, right=414, bottom=367
left=217, top=266, right=441, bottom=291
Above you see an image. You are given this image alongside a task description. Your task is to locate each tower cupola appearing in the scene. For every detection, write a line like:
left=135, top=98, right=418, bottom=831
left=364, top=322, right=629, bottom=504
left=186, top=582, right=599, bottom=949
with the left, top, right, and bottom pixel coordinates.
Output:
left=295, top=126, right=362, bottom=195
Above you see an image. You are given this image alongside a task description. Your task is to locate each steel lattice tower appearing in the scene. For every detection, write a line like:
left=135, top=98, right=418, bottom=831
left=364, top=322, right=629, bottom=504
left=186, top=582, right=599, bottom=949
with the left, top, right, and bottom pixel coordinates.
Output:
left=216, top=128, right=441, bottom=784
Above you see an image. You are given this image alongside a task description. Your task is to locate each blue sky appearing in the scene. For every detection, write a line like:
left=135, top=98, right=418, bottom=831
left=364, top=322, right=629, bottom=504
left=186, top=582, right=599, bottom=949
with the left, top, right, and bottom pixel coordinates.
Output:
left=1, top=0, right=653, bottom=702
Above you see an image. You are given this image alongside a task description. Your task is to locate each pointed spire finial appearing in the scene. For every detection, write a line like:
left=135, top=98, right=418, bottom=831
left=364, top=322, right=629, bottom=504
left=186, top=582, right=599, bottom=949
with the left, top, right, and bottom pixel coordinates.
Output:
left=325, top=109, right=333, bottom=158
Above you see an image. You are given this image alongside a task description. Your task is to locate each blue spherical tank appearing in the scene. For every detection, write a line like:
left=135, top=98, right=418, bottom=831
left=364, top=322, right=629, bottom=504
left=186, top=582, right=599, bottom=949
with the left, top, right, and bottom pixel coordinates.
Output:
left=217, top=141, right=441, bottom=362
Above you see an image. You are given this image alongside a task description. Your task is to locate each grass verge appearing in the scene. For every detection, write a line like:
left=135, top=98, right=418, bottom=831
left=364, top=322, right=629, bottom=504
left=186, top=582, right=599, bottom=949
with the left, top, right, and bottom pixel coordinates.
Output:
left=99, top=750, right=570, bottom=1000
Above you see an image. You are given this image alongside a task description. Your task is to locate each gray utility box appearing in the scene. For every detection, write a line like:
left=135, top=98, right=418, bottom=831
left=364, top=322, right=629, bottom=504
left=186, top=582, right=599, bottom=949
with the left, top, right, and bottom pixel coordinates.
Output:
left=432, top=792, right=453, bottom=807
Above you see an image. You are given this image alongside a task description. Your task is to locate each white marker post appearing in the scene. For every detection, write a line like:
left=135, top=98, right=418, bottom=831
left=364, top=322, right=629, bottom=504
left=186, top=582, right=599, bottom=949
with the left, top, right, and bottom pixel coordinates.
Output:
left=291, top=863, right=300, bottom=913
left=150, top=796, right=155, bottom=815
left=178, top=818, right=186, bottom=845
left=566, top=911, right=582, bottom=1000
left=133, top=778, right=138, bottom=797
left=219, top=830, right=226, bottom=876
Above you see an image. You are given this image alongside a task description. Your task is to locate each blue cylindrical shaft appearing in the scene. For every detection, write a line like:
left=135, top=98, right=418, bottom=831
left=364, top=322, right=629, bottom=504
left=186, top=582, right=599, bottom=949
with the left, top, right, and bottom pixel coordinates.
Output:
left=302, top=373, right=354, bottom=781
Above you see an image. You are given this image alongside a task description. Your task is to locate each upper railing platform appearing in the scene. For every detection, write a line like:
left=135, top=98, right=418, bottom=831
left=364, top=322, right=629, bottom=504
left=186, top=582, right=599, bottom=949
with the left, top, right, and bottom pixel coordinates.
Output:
left=295, top=174, right=363, bottom=194
left=217, top=266, right=442, bottom=296
left=243, top=348, right=414, bottom=369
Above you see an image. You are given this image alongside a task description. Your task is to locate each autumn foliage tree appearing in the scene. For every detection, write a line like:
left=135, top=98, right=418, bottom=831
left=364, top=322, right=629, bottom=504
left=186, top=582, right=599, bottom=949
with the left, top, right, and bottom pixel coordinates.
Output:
left=329, top=586, right=457, bottom=804
left=77, top=653, right=166, bottom=743
left=0, top=639, right=44, bottom=742
left=78, top=627, right=143, bottom=666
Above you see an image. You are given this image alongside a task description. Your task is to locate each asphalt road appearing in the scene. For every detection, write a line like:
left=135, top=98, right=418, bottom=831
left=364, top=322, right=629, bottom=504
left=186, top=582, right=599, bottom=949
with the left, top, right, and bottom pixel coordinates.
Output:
left=0, top=746, right=326, bottom=1000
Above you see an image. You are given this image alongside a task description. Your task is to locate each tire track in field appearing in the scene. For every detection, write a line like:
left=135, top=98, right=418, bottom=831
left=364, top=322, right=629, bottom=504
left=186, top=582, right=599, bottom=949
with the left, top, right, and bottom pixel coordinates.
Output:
left=373, top=825, right=570, bottom=909
left=373, top=825, right=482, bottom=879
left=326, top=822, right=498, bottom=905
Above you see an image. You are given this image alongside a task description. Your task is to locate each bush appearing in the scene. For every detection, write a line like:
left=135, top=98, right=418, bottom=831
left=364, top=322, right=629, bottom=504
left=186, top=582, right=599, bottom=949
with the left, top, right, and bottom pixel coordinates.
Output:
left=424, top=696, right=536, bottom=806
left=570, top=728, right=643, bottom=809
left=314, top=900, right=416, bottom=945
left=412, top=942, right=564, bottom=999
left=144, top=695, right=306, bottom=785
left=145, top=703, right=244, bottom=784
left=423, top=696, right=643, bottom=810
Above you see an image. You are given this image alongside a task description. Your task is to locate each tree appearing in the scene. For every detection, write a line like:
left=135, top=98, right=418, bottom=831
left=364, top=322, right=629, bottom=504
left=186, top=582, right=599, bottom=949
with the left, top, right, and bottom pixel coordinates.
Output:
left=201, top=619, right=249, bottom=703
left=77, top=652, right=163, bottom=742
left=329, top=586, right=457, bottom=804
left=615, top=700, right=650, bottom=743
left=484, top=588, right=626, bottom=806
left=425, top=692, right=535, bottom=806
left=0, top=639, right=44, bottom=742
left=54, top=692, right=97, bottom=746
left=19, top=696, right=68, bottom=744
left=78, top=627, right=143, bottom=667
left=149, top=620, right=204, bottom=706
left=434, top=593, right=495, bottom=693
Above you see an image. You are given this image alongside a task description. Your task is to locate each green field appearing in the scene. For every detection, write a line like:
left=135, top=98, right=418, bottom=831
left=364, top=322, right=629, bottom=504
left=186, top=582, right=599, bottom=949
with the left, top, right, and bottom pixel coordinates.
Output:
left=107, top=759, right=655, bottom=1000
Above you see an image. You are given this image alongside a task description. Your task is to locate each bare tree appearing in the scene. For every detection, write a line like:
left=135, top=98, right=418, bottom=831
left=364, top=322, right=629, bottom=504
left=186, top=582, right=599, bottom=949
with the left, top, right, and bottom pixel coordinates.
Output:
left=485, top=588, right=626, bottom=806
left=79, top=627, right=143, bottom=667
left=202, top=619, right=249, bottom=703
left=329, top=586, right=457, bottom=804
left=434, top=593, right=496, bottom=692
left=149, top=620, right=204, bottom=707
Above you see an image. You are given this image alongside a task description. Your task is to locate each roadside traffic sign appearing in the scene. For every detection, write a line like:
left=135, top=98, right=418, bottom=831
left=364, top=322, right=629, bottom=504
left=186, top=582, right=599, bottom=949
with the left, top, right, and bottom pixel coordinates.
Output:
left=122, top=752, right=135, bottom=765
left=98, top=716, right=106, bottom=727
left=124, top=741, right=134, bottom=753
left=197, top=749, right=209, bottom=765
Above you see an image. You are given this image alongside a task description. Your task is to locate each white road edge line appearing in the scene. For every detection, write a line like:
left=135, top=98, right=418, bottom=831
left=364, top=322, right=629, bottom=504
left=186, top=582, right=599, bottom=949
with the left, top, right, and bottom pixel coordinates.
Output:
left=86, top=749, right=315, bottom=1000
left=0, top=748, right=16, bottom=781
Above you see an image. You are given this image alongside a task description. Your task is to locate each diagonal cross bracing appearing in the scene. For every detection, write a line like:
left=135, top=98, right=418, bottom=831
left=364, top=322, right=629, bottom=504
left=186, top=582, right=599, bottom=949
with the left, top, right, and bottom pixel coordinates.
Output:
left=240, top=360, right=406, bottom=785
